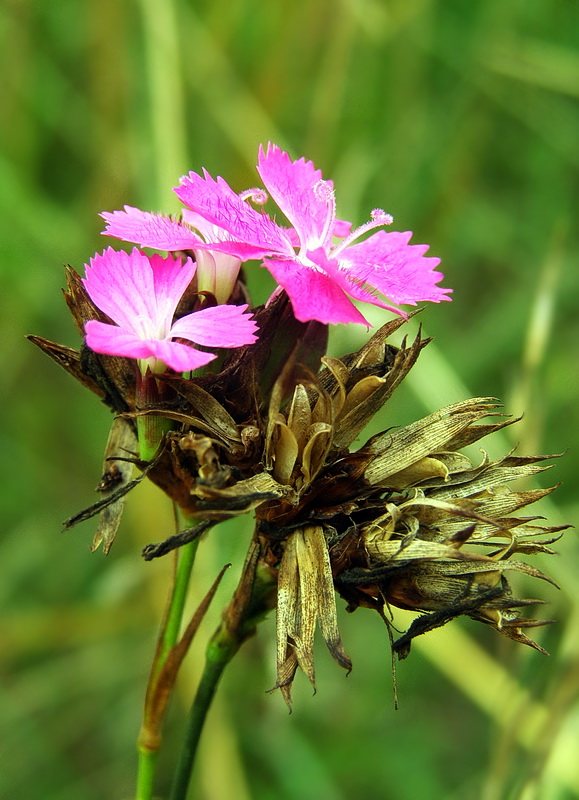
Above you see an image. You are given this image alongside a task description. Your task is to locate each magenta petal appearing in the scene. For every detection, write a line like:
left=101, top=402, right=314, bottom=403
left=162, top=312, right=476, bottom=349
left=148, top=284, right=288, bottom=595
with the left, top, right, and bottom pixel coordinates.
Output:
left=142, top=339, right=217, bottom=372
left=181, top=209, right=231, bottom=244
left=264, top=258, right=369, bottom=325
left=339, top=230, right=451, bottom=305
left=307, top=247, right=396, bottom=312
left=170, top=304, right=258, bottom=348
left=175, top=169, right=293, bottom=257
left=332, top=219, right=353, bottom=238
left=181, top=207, right=286, bottom=261
left=101, top=206, right=204, bottom=251
left=83, top=248, right=196, bottom=337
left=257, top=143, right=332, bottom=249
left=195, top=239, right=276, bottom=261
left=83, top=248, right=163, bottom=332
left=84, top=320, right=157, bottom=360
left=149, top=252, right=196, bottom=319
left=84, top=321, right=216, bottom=372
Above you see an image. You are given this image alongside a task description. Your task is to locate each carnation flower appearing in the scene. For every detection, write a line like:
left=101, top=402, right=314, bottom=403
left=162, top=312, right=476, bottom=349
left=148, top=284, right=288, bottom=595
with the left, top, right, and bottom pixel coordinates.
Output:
left=82, top=247, right=258, bottom=373
left=29, top=141, right=566, bottom=800
left=103, top=143, right=450, bottom=326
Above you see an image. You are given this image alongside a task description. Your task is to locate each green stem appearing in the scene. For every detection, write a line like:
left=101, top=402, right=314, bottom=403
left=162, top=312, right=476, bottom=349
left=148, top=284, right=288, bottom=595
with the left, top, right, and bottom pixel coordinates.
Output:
left=136, top=747, right=158, bottom=800
left=160, top=539, right=199, bottom=660
left=168, top=546, right=276, bottom=800
left=137, top=412, right=172, bottom=462
left=134, top=372, right=195, bottom=800
left=168, top=625, right=239, bottom=800
left=136, top=536, right=199, bottom=800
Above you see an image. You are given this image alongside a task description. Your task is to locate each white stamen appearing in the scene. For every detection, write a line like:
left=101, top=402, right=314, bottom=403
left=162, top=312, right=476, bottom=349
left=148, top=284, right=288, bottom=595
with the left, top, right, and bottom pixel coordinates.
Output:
left=332, top=208, right=394, bottom=257
left=313, top=180, right=336, bottom=246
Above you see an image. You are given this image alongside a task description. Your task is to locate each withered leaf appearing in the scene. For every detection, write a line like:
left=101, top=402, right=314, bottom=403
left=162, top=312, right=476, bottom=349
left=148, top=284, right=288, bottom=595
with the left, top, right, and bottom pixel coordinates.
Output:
left=91, top=416, right=138, bottom=554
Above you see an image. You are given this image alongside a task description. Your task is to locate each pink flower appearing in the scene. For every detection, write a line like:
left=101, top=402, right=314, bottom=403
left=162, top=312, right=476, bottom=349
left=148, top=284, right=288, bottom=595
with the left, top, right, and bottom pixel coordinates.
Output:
left=102, top=144, right=450, bottom=326
left=174, top=143, right=451, bottom=325
left=100, top=206, right=243, bottom=305
left=82, top=248, right=258, bottom=373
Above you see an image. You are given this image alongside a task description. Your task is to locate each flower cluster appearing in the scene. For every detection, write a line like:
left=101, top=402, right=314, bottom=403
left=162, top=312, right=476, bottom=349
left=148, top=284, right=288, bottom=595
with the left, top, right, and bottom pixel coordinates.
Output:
left=29, top=143, right=563, bottom=708
left=101, top=143, right=450, bottom=327
left=69, top=143, right=449, bottom=379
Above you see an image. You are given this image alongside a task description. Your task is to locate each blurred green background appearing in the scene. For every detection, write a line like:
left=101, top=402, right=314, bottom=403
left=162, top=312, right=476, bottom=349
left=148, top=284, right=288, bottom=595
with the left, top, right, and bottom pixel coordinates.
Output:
left=2, top=1, right=578, bottom=798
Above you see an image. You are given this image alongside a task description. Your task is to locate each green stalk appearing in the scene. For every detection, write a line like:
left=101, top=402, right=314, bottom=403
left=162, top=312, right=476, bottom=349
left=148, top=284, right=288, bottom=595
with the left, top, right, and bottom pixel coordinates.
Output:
left=168, top=544, right=276, bottom=800
left=134, top=369, right=193, bottom=800
left=135, top=748, right=158, bottom=800
left=168, top=625, right=239, bottom=800
left=159, top=540, right=199, bottom=660
left=136, top=538, right=199, bottom=800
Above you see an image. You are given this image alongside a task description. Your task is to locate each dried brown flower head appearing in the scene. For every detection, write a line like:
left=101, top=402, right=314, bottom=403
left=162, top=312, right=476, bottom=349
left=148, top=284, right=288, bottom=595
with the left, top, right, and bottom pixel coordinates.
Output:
left=31, top=282, right=566, bottom=706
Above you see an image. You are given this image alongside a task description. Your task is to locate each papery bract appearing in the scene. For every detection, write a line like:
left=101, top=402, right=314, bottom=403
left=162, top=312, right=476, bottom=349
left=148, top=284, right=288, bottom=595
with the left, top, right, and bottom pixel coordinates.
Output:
left=83, top=248, right=257, bottom=373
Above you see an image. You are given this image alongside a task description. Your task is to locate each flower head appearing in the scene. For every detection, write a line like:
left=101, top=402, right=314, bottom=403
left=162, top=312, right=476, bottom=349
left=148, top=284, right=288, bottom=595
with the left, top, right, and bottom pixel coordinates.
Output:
left=146, top=320, right=564, bottom=705
left=102, top=144, right=450, bottom=326
left=175, top=143, right=451, bottom=325
left=82, top=247, right=258, bottom=373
